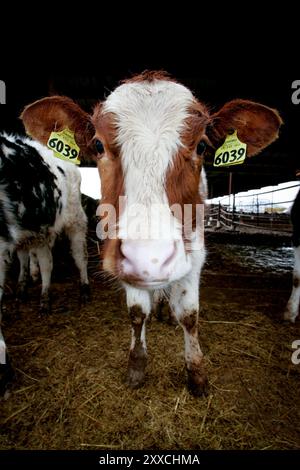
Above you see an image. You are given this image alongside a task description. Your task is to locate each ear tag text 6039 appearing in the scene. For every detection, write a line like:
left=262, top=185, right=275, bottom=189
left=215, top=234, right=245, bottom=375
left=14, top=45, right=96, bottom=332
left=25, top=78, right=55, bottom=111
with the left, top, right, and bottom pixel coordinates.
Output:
left=214, top=130, right=247, bottom=167
left=47, top=128, right=80, bottom=165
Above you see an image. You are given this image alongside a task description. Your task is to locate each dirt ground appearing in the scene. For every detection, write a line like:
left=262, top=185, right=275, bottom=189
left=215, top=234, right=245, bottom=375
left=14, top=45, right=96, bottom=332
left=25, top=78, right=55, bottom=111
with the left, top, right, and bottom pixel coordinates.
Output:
left=0, top=239, right=299, bottom=450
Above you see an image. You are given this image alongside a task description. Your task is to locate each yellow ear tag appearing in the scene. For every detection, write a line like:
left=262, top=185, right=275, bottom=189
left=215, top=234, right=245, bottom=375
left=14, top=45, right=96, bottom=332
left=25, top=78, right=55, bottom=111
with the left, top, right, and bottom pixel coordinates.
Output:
left=47, top=128, right=80, bottom=165
left=214, top=130, right=247, bottom=167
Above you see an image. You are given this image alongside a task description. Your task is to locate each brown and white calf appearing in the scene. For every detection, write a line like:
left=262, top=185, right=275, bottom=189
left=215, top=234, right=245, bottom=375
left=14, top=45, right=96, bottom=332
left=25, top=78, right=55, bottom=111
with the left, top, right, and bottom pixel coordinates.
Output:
left=21, top=71, right=282, bottom=395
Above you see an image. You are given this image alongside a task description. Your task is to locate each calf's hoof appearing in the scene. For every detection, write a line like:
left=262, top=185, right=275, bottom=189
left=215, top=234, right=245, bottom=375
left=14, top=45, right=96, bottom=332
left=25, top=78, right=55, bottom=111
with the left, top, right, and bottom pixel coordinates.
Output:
left=0, top=354, right=15, bottom=397
left=168, top=312, right=178, bottom=327
left=154, top=301, right=165, bottom=323
left=16, top=285, right=28, bottom=302
left=187, top=367, right=209, bottom=397
left=283, top=309, right=298, bottom=324
left=39, top=294, right=51, bottom=316
left=125, top=351, right=147, bottom=389
left=125, top=367, right=145, bottom=389
left=80, top=284, right=91, bottom=305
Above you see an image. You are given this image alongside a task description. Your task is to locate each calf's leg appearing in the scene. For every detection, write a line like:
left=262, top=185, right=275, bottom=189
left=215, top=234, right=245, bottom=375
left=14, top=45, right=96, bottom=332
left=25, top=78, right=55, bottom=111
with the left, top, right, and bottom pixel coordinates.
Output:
left=66, top=227, right=90, bottom=303
left=170, top=271, right=208, bottom=397
left=0, top=248, right=9, bottom=364
left=125, top=285, right=151, bottom=389
left=0, top=245, right=14, bottom=394
left=284, top=246, right=300, bottom=323
left=35, top=245, right=53, bottom=315
left=16, top=250, right=29, bottom=300
left=152, top=290, right=165, bottom=322
left=29, top=250, right=40, bottom=282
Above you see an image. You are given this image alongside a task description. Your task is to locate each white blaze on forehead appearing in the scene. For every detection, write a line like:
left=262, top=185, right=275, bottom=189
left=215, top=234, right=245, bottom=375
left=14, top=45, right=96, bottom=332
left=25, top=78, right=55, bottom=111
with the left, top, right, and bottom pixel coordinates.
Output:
left=103, top=80, right=195, bottom=206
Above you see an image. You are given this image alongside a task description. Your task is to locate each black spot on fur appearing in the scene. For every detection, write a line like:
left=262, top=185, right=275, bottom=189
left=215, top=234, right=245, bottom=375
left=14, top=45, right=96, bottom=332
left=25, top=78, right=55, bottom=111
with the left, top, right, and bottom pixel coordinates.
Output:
left=0, top=202, right=11, bottom=241
left=57, top=166, right=65, bottom=176
left=0, top=136, right=61, bottom=233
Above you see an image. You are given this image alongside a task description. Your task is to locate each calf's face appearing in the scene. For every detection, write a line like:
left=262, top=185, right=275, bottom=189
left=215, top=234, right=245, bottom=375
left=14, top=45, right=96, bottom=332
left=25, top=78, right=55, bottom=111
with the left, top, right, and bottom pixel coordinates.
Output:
left=92, top=78, right=210, bottom=288
left=21, top=72, right=283, bottom=289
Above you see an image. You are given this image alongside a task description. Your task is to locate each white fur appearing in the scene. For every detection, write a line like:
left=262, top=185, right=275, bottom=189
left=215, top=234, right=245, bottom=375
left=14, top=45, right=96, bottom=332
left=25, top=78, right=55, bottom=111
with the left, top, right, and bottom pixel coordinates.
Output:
left=104, top=80, right=194, bottom=206
left=1, top=144, right=15, bottom=158
left=199, top=167, right=208, bottom=201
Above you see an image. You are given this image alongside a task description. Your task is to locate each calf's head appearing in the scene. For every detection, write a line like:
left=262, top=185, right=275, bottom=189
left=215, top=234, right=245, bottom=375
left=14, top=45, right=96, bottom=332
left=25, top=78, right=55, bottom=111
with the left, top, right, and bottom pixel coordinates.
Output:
left=21, top=71, right=282, bottom=289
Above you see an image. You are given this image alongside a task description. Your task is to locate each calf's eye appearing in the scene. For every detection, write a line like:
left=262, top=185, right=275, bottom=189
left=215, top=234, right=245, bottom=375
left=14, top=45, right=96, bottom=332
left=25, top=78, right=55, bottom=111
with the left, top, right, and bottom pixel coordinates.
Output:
left=197, top=141, right=206, bottom=155
left=95, top=139, right=104, bottom=154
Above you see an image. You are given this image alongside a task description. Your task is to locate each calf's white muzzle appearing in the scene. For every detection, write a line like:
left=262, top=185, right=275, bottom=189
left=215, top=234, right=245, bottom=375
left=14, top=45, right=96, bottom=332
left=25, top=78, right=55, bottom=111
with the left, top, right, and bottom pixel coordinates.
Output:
left=120, top=239, right=191, bottom=288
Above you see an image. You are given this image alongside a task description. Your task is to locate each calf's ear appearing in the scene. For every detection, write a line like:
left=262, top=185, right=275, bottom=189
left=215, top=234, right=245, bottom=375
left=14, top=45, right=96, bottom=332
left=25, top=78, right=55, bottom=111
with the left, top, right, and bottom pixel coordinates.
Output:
left=20, top=96, right=96, bottom=158
left=207, top=99, right=283, bottom=157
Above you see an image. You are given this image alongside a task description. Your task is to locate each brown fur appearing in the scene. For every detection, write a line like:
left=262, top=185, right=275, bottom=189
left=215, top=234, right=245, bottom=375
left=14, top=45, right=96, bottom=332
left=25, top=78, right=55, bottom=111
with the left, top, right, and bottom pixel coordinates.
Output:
left=129, top=305, right=146, bottom=328
left=93, top=107, right=124, bottom=209
left=92, top=106, right=120, bottom=157
left=122, top=70, right=175, bottom=84
left=102, top=238, right=121, bottom=274
left=187, top=361, right=208, bottom=397
left=92, top=107, right=125, bottom=273
left=180, top=310, right=198, bottom=335
left=207, top=99, right=283, bottom=156
left=165, top=100, right=209, bottom=238
left=20, top=96, right=96, bottom=160
left=293, top=277, right=299, bottom=288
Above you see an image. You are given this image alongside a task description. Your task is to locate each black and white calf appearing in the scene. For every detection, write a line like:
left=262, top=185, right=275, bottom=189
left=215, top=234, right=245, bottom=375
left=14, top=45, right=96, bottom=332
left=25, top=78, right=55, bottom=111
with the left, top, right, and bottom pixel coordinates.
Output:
left=0, top=133, right=89, bottom=390
left=284, top=189, right=300, bottom=323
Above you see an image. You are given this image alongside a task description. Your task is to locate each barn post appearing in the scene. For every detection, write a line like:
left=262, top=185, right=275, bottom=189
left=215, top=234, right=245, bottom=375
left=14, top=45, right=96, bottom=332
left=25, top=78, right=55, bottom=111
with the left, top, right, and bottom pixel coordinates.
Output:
left=232, top=192, right=236, bottom=231
left=217, top=202, right=221, bottom=228
left=256, top=195, right=260, bottom=227
left=228, top=172, right=233, bottom=230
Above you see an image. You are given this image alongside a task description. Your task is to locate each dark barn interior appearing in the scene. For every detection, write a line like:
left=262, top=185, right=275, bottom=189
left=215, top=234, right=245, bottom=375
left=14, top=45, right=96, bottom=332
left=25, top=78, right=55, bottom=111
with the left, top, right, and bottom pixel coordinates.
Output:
left=0, top=74, right=299, bottom=197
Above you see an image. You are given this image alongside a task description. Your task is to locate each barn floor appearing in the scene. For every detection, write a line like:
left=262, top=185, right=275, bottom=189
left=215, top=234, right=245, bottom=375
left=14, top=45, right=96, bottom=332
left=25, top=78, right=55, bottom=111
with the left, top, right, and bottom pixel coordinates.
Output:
left=0, top=241, right=299, bottom=450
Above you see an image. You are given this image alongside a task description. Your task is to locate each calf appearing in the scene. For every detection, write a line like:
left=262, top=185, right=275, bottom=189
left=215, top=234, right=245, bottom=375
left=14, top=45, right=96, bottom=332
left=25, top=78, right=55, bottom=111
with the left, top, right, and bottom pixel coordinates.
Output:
left=0, top=133, right=89, bottom=393
left=284, top=189, right=300, bottom=322
left=20, top=71, right=282, bottom=395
